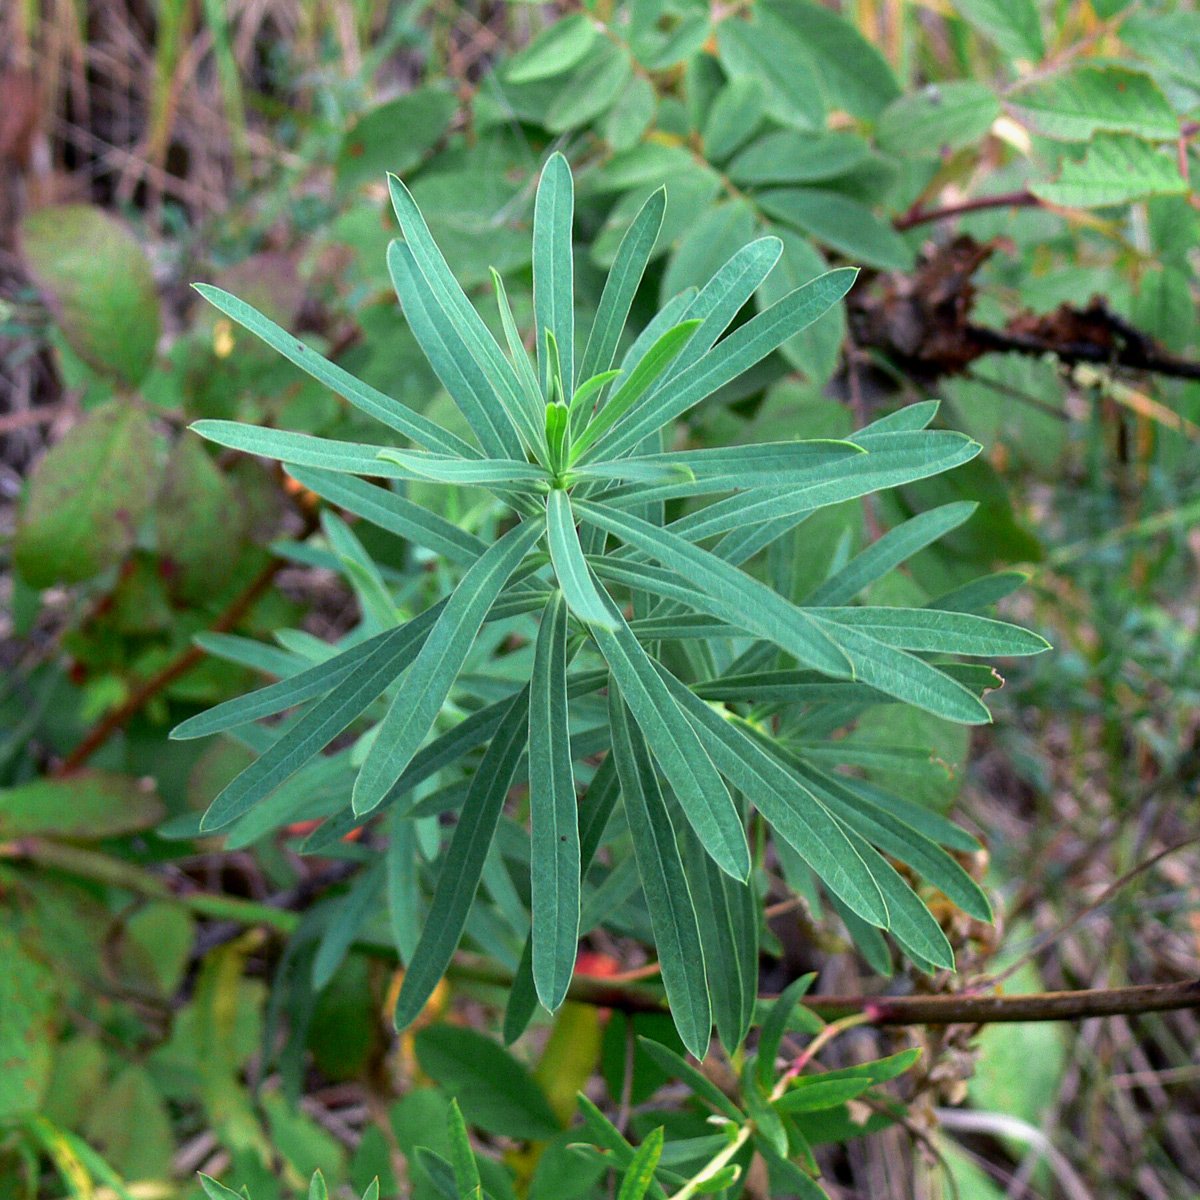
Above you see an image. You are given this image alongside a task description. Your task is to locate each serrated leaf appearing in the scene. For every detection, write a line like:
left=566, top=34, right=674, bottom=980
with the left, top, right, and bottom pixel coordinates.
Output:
left=1008, top=67, right=1176, bottom=141
left=1032, top=135, right=1186, bottom=208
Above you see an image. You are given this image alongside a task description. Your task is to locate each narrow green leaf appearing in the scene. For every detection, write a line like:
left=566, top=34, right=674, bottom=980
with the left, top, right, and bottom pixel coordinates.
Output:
left=636, top=1038, right=744, bottom=1121
left=529, top=594, right=581, bottom=1012
left=757, top=974, right=817, bottom=1087
left=578, top=501, right=853, bottom=678
left=810, top=607, right=1050, bottom=657
left=806, top=502, right=977, bottom=606
left=285, top=466, right=485, bottom=567
left=534, top=153, right=575, bottom=394
left=353, top=519, right=543, bottom=816
left=591, top=602, right=750, bottom=881
left=312, top=861, right=385, bottom=989
left=656, top=673, right=888, bottom=927
left=578, top=188, right=666, bottom=384
left=490, top=268, right=549, bottom=447
left=571, top=320, right=702, bottom=462
left=567, top=369, right=623, bottom=429
left=387, top=240, right=526, bottom=459
left=375, top=448, right=551, bottom=487
left=447, top=1099, right=483, bottom=1200
left=546, top=490, right=617, bottom=629
left=193, top=285, right=473, bottom=457
left=773, top=1077, right=874, bottom=1113
left=591, top=269, right=857, bottom=461
left=394, top=691, right=528, bottom=1030
left=610, top=693, right=712, bottom=1058
left=618, top=1127, right=666, bottom=1200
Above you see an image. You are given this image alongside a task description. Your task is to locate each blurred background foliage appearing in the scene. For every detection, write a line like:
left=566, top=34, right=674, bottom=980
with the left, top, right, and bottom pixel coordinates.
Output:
left=1, top=0, right=1199, bottom=1197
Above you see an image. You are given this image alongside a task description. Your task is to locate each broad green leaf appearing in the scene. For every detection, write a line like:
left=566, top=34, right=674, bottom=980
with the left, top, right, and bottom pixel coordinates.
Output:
left=618, top=1127, right=665, bottom=1200
left=286, top=466, right=485, bottom=567
left=546, top=490, right=616, bottom=629
left=395, top=691, right=528, bottom=1030
left=806, top=503, right=978, bottom=605
left=656, top=675, right=889, bottom=927
left=21, top=205, right=160, bottom=387
left=758, top=189, right=913, bottom=271
left=353, top=518, right=543, bottom=815
left=578, top=501, right=853, bottom=677
left=376, top=448, right=550, bottom=487
left=546, top=41, right=633, bottom=132
left=534, top=153, right=576, bottom=394
left=1032, top=135, right=1186, bottom=208
left=591, top=269, right=857, bottom=461
left=703, top=77, right=766, bottom=161
left=194, top=285, right=472, bottom=456
left=174, top=605, right=442, bottom=741
left=505, top=13, right=598, bottom=82
left=610, top=693, right=712, bottom=1059
left=529, top=594, right=581, bottom=1012
left=729, top=130, right=871, bottom=186
left=761, top=0, right=900, bottom=118
left=0, top=771, right=163, bottom=838
left=335, top=87, right=456, bottom=193
left=1008, top=67, right=1176, bottom=141
left=414, top=1025, right=560, bottom=1140
left=591, top=601, right=750, bottom=881
left=952, top=0, right=1044, bottom=61
left=387, top=240, right=527, bottom=459
left=604, top=73, right=657, bottom=151
left=877, top=83, right=1001, bottom=158
left=717, top=17, right=824, bottom=130
left=0, top=928, right=59, bottom=1119
left=15, top=401, right=159, bottom=588
left=571, top=320, right=702, bottom=462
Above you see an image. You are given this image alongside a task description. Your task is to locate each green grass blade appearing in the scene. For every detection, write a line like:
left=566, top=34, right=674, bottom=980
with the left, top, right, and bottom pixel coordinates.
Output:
left=353, top=519, right=543, bottom=816
left=610, top=692, right=712, bottom=1058
left=394, top=690, right=529, bottom=1031
left=577, top=500, right=852, bottom=678
left=534, top=152, right=576, bottom=393
left=193, top=285, right=472, bottom=458
left=529, top=593, right=581, bottom=1012
left=592, top=605, right=749, bottom=881
left=578, top=188, right=666, bottom=384
left=546, top=490, right=617, bottom=629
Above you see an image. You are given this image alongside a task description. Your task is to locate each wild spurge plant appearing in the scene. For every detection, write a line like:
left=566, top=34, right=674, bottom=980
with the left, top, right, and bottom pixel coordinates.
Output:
left=179, top=154, right=1047, bottom=1061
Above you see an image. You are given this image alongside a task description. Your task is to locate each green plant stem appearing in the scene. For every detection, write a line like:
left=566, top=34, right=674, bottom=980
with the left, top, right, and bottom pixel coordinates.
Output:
left=5, top=838, right=1199, bottom=1028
